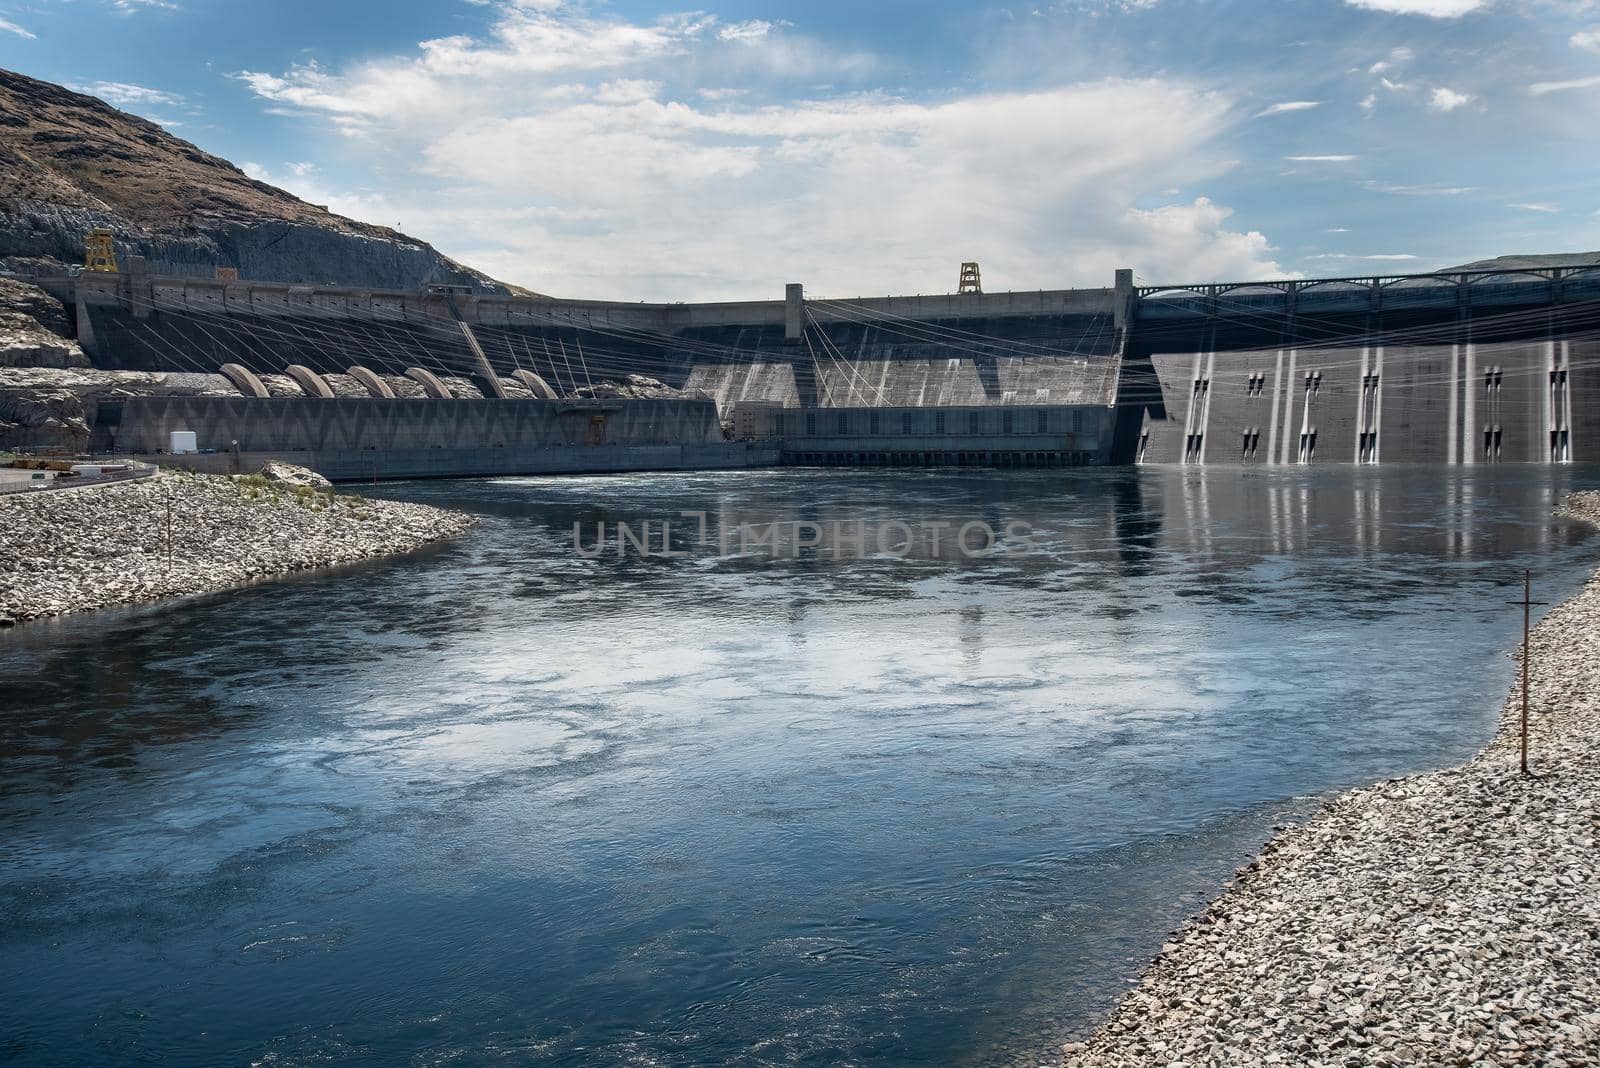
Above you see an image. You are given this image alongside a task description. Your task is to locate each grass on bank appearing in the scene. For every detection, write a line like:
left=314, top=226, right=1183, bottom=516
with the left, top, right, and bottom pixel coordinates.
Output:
left=219, top=471, right=369, bottom=514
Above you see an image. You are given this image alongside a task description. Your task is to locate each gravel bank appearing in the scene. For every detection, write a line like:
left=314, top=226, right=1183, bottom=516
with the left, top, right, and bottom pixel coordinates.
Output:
left=0, top=470, right=475, bottom=623
left=1062, top=491, right=1600, bottom=1068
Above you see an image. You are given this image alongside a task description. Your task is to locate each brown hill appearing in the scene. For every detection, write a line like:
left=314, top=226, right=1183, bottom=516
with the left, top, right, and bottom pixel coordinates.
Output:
left=0, top=67, right=520, bottom=292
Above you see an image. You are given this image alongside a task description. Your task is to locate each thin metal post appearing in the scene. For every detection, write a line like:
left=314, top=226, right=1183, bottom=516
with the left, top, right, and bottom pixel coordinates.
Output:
left=1522, top=570, right=1530, bottom=775
left=165, top=482, right=173, bottom=571
left=1508, top=570, right=1547, bottom=776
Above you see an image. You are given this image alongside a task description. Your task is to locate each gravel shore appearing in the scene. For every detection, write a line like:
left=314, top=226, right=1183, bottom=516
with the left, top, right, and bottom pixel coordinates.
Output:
left=0, top=470, right=475, bottom=623
left=1061, top=490, right=1600, bottom=1068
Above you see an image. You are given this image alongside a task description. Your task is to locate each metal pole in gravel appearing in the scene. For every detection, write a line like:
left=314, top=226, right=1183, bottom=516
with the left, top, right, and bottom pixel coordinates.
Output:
left=1510, top=570, right=1547, bottom=776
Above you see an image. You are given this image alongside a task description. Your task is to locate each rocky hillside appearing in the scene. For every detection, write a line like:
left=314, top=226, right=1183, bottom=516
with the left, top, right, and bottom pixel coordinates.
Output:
left=0, top=68, right=516, bottom=292
left=1444, top=253, right=1600, bottom=271
left=0, top=277, right=84, bottom=368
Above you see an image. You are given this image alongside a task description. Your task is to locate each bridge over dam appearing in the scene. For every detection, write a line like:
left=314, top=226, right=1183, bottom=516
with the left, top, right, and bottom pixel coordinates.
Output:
left=32, top=260, right=1600, bottom=473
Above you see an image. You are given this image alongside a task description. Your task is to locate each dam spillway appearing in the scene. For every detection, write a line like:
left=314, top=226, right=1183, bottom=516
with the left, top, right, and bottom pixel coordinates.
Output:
left=30, top=260, right=1600, bottom=469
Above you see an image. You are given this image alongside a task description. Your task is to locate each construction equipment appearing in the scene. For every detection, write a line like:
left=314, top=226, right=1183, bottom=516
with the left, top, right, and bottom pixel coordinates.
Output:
left=83, top=228, right=118, bottom=272
left=958, top=261, right=982, bottom=295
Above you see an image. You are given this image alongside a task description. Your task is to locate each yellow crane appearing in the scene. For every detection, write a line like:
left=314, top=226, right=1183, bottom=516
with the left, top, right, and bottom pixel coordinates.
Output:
left=83, top=228, right=119, bottom=272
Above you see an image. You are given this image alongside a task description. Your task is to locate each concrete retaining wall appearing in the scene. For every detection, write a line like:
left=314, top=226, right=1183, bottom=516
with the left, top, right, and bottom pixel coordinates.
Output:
left=97, top=395, right=772, bottom=481
left=739, top=403, right=1116, bottom=467
left=100, top=395, right=723, bottom=453
left=145, top=442, right=777, bottom=482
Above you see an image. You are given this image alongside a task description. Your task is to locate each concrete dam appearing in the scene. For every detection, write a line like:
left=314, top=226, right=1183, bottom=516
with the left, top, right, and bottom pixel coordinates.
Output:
left=32, top=260, right=1600, bottom=475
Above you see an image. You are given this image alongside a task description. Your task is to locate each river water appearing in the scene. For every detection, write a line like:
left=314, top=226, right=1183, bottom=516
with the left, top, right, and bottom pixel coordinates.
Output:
left=3, top=467, right=1598, bottom=1066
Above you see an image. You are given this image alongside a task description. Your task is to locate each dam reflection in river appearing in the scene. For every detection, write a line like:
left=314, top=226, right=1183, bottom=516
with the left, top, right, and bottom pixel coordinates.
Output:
left=1, top=466, right=1597, bottom=1066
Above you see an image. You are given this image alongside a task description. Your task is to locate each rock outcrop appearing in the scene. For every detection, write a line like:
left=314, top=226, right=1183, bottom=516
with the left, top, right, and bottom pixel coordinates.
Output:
left=0, top=276, right=83, bottom=368
left=0, top=367, right=236, bottom=448
left=256, top=461, right=332, bottom=490
left=570, top=374, right=694, bottom=400
left=0, top=68, right=522, bottom=293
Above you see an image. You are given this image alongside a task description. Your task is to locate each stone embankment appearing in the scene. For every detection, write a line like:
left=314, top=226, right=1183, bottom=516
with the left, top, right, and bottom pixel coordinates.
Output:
left=1063, top=491, right=1600, bottom=1068
left=0, top=468, right=474, bottom=623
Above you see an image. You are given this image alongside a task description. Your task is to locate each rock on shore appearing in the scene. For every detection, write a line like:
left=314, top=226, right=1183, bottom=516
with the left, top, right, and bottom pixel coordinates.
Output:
left=1061, top=491, right=1600, bottom=1068
left=0, top=470, right=475, bottom=623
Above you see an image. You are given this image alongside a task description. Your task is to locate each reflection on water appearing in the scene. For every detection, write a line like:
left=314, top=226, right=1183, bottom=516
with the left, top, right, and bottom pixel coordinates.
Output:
left=1, top=466, right=1597, bottom=1066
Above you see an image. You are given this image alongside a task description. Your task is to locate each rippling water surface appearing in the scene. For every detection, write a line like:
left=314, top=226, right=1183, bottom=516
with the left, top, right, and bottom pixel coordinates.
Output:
left=3, top=466, right=1598, bottom=1066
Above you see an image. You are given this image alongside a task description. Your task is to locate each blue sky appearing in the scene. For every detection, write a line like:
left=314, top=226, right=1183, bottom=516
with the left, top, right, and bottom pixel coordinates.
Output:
left=3, top=0, right=1599, bottom=299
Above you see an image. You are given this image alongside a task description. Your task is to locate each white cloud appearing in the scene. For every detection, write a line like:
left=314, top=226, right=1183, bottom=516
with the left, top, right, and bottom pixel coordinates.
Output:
left=1360, top=180, right=1475, bottom=195
left=1428, top=86, right=1474, bottom=111
left=1530, top=74, right=1600, bottom=94
left=1368, top=47, right=1414, bottom=74
left=68, top=81, right=184, bottom=107
left=1327, top=227, right=1351, bottom=232
left=1255, top=100, right=1319, bottom=117
left=1286, top=154, right=1358, bottom=161
left=1574, top=28, right=1600, bottom=54
left=235, top=7, right=1281, bottom=298
left=239, top=161, right=359, bottom=217
left=1344, top=0, right=1490, bottom=16
left=235, top=9, right=876, bottom=132
left=593, top=78, right=662, bottom=104
left=0, top=16, right=34, bottom=37
left=1360, top=92, right=1378, bottom=110
left=1507, top=201, right=1559, bottom=212
left=110, top=0, right=178, bottom=11
left=718, top=19, right=786, bottom=41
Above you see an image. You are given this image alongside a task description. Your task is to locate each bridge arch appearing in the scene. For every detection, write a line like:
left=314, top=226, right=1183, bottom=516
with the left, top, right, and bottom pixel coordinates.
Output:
left=1215, top=282, right=1291, bottom=297
left=1380, top=275, right=1460, bottom=291
left=1295, top=279, right=1372, bottom=295
left=1466, top=270, right=1557, bottom=287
